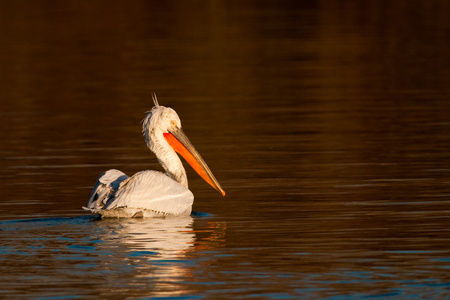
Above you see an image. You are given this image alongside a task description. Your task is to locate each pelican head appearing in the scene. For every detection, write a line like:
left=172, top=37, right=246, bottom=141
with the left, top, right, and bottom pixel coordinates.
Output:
left=142, top=94, right=225, bottom=196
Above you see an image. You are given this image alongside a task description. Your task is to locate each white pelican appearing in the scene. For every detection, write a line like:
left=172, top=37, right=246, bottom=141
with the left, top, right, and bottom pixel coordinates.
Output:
left=83, top=94, right=225, bottom=218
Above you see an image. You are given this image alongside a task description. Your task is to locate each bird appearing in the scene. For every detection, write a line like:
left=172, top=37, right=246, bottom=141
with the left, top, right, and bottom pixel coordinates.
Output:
left=83, top=94, right=225, bottom=218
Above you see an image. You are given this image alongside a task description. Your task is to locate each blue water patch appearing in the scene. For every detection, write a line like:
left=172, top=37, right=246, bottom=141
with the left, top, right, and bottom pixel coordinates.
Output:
left=433, top=257, right=450, bottom=262
left=38, top=295, right=82, bottom=300
left=0, top=215, right=100, bottom=231
left=67, top=245, right=96, bottom=251
left=0, top=246, right=12, bottom=255
left=361, top=291, right=402, bottom=298
left=57, top=237, right=74, bottom=242
left=128, top=250, right=159, bottom=257
left=191, top=211, right=214, bottom=218
left=386, top=250, right=436, bottom=254
left=216, top=254, right=236, bottom=257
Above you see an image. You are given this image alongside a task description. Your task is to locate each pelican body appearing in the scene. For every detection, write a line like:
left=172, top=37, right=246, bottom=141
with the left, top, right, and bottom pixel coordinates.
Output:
left=84, top=95, right=225, bottom=218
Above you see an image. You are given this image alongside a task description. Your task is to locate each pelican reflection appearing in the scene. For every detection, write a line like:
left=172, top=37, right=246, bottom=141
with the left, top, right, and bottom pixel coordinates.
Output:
left=92, top=216, right=226, bottom=298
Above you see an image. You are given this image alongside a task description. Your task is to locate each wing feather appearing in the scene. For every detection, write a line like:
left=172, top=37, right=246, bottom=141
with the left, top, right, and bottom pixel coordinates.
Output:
left=103, top=170, right=193, bottom=215
left=87, top=169, right=129, bottom=209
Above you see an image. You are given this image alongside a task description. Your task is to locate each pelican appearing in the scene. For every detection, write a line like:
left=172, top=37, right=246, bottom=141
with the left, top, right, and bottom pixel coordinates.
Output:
left=83, top=94, right=225, bottom=218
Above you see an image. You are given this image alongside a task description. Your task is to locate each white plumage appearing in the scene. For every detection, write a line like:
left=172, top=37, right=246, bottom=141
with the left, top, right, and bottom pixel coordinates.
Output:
left=84, top=95, right=224, bottom=218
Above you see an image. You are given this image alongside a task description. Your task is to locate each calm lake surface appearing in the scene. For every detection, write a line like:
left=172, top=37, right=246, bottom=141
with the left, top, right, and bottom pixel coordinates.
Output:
left=1, top=1, right=450, bottom=299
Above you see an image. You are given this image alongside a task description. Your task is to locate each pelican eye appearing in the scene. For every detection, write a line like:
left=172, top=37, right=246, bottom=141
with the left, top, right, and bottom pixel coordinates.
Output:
left=170, top=120, right=177, bottom=127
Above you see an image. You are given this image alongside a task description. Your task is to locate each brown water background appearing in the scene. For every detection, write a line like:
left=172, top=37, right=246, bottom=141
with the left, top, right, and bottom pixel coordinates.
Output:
left=1, top=1, right=450, bottom=298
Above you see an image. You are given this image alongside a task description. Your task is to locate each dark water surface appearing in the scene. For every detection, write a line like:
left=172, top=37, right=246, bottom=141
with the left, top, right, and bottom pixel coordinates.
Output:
left=1, top=1, right=450, bottom=299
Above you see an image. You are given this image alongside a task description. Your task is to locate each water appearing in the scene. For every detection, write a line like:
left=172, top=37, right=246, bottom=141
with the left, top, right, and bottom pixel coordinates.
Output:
left=1, top=1, right=450, bottom=299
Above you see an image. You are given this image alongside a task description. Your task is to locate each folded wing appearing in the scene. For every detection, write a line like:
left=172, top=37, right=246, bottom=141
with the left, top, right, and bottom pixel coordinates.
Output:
left=87, top=170, right=194, bottom=216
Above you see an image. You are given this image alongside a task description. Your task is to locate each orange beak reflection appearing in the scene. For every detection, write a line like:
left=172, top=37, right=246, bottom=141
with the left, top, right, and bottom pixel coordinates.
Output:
left=163, top=129, right=225, bottom=196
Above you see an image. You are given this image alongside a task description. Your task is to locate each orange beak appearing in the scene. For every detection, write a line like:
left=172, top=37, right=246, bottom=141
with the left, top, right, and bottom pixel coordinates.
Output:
left=163, top=128, right=225, bottom=196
